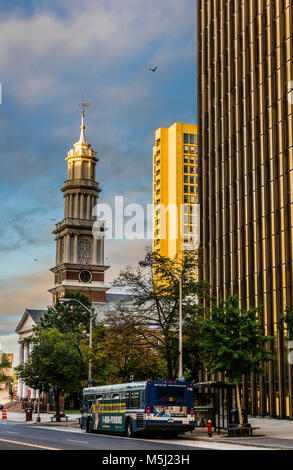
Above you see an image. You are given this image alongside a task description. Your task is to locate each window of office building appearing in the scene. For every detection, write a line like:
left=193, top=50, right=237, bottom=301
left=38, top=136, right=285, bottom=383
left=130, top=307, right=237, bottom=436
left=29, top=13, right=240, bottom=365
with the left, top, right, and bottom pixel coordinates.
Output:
left=184, top=134, right=189, bottom=143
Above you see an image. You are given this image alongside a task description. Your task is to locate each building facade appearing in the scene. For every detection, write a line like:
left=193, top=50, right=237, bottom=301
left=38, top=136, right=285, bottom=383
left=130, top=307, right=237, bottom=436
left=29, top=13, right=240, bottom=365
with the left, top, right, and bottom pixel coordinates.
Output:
left=15, top=309, right=45, bottom=401
left=49, top=107, right=109, bottom=304
left=153, top=123, right=199, bottom=258
left=197, top=0, right=293, bottom=417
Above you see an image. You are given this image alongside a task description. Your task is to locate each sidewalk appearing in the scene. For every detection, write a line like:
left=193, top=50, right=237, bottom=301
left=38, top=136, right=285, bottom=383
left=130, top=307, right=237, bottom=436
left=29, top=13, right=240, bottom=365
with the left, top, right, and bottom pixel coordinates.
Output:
left=4, top=411, right=81, bottom=427
left=184, top=417, right=293, bottom=450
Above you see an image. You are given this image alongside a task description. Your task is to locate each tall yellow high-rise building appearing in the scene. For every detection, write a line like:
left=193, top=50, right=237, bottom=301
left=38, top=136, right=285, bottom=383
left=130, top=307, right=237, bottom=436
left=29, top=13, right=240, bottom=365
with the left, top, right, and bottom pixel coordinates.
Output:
left=153, top=123, right=199, bottom=259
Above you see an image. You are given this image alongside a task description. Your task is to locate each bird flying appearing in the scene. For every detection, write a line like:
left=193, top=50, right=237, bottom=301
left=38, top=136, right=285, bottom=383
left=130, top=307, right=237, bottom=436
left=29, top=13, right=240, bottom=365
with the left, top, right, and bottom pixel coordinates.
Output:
left=149, top=66, right=158, bottom=72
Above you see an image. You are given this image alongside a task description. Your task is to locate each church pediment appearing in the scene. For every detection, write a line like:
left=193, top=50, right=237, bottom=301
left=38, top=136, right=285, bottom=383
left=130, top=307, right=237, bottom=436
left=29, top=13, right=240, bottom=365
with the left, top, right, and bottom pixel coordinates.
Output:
left=15, top=309, right=46, bottom=336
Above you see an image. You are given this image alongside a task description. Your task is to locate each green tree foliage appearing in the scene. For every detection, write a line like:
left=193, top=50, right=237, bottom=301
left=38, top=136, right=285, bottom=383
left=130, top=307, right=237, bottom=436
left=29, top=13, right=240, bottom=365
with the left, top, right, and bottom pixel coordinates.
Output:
left=281, top=305, right=293, bottom=341
left=113, top=249, right=209, bottom=380
left=200, top=295, right=273, bottom=425
left=16, top=329, right=87, bottom=420
left=91, top=306, right=166, bottom=384
left=0, top=353, right=12, bottom=387
left=40, top=292, right=95, bottom=335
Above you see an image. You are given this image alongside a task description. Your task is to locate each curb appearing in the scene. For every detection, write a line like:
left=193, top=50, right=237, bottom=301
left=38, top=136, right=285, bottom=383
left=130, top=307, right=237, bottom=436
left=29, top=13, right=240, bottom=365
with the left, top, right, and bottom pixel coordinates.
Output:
left=180, top=435, right=291, bottom=450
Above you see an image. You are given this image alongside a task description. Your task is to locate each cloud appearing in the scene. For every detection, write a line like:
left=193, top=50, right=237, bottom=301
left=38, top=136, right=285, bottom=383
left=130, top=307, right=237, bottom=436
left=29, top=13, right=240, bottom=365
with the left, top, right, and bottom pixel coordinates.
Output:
left=0, top=271, right=51, bottom=319
left=105, top=239, right=149, bottom=283
left=0, top=334, right=19, bottom=365
left=0, top=0, right=197, bottom=352
left=0, top=1, right=196, bottom=105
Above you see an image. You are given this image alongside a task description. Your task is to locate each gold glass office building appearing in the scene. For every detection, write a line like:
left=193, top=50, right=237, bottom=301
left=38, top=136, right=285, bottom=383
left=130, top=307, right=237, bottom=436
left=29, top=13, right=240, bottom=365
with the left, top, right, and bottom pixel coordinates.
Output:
left=197, top=0, right=293, bottom=418
left=153, top=123, right=199, bottom=258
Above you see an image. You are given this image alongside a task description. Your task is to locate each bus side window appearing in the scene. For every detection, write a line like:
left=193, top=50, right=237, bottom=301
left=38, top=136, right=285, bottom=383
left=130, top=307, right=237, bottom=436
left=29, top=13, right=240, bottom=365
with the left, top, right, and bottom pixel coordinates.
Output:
left=121, top=392, right=127, bottom=406
left=82, top=396, right=88, bottom=412
left=125, top=392, right=130, bottom=408
left=130, top=392, right=140, bottom=409
left=140, top=390, right=146, bottom=408
left=88, top=394, right=95, bottom=413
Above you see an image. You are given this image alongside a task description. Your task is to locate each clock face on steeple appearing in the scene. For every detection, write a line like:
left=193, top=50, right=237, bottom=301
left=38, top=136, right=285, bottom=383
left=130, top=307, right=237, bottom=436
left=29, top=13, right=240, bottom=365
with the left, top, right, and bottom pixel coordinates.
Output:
left=79, top=270, right=92, bottom=283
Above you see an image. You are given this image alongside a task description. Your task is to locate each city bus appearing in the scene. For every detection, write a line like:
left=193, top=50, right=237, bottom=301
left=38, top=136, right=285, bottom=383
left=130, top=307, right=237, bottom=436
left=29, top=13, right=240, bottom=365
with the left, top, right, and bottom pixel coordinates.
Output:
left=81, top=380, right=195, bottom=437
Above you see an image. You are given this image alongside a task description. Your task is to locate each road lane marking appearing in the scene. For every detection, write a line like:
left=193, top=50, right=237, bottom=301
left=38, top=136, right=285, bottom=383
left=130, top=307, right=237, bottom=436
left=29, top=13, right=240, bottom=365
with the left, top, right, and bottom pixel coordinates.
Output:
left=67, top=439, right=88, bottom=443
left=5, top=431, right=20, bottom=435
left=0, top=437, right=60, bottom=450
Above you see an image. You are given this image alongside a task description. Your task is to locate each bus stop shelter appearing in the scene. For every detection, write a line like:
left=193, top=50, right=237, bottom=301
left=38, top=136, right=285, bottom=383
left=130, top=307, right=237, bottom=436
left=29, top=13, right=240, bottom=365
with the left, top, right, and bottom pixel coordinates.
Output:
left=194, top=382, right=239, bottom=432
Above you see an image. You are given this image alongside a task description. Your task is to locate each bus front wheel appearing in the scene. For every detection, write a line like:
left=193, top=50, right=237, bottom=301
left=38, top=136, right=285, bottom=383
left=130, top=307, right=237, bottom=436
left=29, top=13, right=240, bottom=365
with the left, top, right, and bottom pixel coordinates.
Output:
left=126, top=419, right=134, bottom=438
left=86, top=419, right=93, bottom=433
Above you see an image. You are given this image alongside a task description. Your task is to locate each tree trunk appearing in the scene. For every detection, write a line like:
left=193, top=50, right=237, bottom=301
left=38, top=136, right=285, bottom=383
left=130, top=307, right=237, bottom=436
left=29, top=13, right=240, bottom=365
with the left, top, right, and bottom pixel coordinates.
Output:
left=236, top=383, right=243, bottom=426
left=54, top=388, right=61, bottom=422
left=166, top=348, right=173, bottom=379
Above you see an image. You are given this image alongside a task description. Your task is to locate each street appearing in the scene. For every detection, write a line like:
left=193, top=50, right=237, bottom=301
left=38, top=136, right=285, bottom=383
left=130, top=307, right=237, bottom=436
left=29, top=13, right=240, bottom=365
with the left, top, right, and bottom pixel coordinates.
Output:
left=0, top=421, right=267, bottom=451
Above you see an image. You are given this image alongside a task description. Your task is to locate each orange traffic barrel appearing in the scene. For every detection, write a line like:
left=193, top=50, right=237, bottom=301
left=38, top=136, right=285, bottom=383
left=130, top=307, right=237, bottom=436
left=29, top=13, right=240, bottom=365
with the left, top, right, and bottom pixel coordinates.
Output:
left=2, top=409, right=7, bottom=420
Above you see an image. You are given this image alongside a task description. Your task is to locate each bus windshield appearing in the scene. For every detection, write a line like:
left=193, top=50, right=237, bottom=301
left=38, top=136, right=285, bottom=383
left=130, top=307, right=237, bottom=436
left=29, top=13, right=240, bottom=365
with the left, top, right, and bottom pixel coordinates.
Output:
left=155, top=386, right=185, bottom=404
left=152, top=385, right=188, bottom=417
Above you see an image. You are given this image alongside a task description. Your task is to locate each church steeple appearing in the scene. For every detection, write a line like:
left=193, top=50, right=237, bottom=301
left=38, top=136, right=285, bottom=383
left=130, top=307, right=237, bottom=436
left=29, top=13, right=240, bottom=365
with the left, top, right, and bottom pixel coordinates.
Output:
left=49, top=105, right=109, bottom=305
left=78, top=106, right=86, bottom=144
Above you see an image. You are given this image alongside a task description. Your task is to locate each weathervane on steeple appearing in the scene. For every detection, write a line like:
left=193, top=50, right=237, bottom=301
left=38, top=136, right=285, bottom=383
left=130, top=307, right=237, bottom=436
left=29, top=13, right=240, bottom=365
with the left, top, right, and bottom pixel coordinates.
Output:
left=78, top=98, right=90, bottom=144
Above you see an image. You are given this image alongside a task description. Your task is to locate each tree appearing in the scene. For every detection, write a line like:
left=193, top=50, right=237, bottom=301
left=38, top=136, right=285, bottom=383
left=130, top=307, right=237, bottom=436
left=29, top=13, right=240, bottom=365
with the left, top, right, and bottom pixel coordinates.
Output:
left=16, top=329, right=87, bottom=420
left=200, top=295, right=273, bottom=425
left=91, top=306, right=166, bottom=384
left=0, top=353, right=12, bottom=388
left=113, top=249, right=209, bottom=379
left=40, top=292, right=95, bottom=335
left=38, top=293, right=95, bottom=408
left=281, top=305, right=293, bottom=341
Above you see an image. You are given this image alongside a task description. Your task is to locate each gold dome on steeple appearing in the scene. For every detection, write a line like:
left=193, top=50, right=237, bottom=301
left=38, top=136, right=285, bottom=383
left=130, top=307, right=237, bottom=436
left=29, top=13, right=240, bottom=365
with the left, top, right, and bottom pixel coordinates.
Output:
left=66, top=103, right=97, bottom=163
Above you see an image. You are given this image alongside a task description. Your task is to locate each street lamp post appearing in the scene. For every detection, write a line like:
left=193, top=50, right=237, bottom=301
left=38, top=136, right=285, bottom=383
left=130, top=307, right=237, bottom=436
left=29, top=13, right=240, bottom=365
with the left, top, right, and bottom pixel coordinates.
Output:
left=139, top=259, right=184, bottom=380
left=59, top=298, right=93, bottom=386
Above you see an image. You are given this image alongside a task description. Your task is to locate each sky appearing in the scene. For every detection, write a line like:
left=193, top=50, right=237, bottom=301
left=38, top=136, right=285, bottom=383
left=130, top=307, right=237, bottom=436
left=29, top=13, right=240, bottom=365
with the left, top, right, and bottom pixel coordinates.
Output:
left=0, top=0, right=197, bottom=361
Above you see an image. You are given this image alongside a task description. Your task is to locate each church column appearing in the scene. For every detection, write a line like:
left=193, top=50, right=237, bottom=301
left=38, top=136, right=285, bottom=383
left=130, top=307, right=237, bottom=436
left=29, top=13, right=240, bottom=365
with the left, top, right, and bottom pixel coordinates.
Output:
left=73, top=234, right=78, bottom=263
left=86, top=195, right=91, bottom=219
left=99, top=238, right=104, bottom=265
left=80, top=193, right=85, bottom=219
left=66, top=234, right=71, bottom=262
left=58, top=237, right=63, bottom=264
left=92, top=237, right=98, bottom=265
left=89, top=195, right=93, bottom=219
left=58, top=237, right=62, bottom=264
left=28, top=343, right=36, bottom=400
left=69, top=194, right=73, bottom=218
left=17, top=342, right=24, bottom=399
left=71, top=194, right=76, bottom=218
left=56, top=237, right=60, bottom=265
left=64, top=195, right=68, bottom=218
left=22, top=344, right=29, bottom=400
left=74, top=193, right=79, bottom=219
left=67, top=194, right=70, bottom=218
